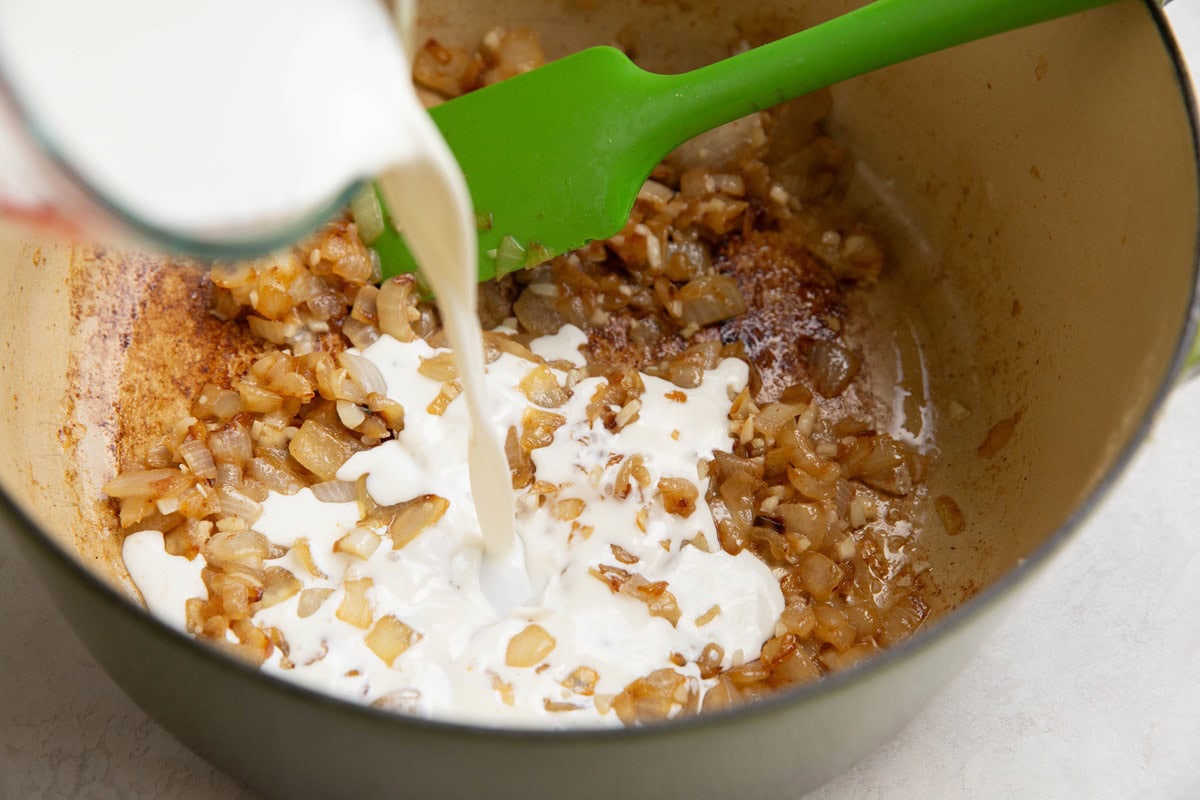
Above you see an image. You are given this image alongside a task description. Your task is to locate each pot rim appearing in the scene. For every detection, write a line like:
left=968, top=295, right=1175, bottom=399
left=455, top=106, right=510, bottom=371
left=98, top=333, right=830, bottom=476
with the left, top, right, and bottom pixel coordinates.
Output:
left=3, top=0, right=1197, bottom=746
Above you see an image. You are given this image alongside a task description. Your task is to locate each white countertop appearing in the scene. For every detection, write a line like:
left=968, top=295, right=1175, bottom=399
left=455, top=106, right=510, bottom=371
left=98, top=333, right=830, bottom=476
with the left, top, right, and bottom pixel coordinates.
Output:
left=2, top=6, right=1199, bottom=798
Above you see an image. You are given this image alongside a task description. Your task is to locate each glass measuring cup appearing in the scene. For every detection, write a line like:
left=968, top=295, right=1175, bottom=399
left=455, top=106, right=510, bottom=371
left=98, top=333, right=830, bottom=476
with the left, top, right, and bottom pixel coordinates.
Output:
left=0, top=0, right=418, bottom=259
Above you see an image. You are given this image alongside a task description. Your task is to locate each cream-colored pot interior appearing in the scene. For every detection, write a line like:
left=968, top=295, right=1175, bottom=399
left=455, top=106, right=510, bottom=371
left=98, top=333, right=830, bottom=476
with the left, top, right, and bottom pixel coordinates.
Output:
left=0, top=0, right=1194, bottom=685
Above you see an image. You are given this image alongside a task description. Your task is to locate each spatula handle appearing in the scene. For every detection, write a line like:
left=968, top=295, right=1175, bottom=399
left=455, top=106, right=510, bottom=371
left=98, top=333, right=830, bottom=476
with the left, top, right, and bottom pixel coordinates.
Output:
left=641, top=0, right=1117, bottom=153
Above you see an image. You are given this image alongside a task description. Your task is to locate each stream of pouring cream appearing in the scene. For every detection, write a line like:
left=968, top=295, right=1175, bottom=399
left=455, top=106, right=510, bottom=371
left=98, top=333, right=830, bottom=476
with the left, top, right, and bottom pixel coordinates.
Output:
left=379, top=0, right=531, bottom=609
left=376, top=111, right=532, bottom=612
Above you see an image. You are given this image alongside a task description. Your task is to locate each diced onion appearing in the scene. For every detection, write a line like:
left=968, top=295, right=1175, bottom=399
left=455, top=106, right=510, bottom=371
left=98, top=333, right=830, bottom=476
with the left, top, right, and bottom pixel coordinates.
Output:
left=193, top=383, right=243, bottom=421
left=525, top=241, right=555, bottom=268
left=259, top=566, right=302, bottom=609
left=638, top=179, right=674, bottom=205
left=292, top=538, right=327, bottom=580
left=612, top=668, right=688, bottom=726
left=417, top=352, right=458, bottom=382
left=350, top=184, right=386, bottom=245
left=505, top=624, right=556, bottom=668
left=798, top=552, right=842, bottom=601
left=155, top=496, right=181, bottom=516
left=371, top=689, right=422, bottom=712
left=657, top=477, right=698, bottom=518
left=364, top=615, right=418, bottom=666
left=935, top=494, right=966, bottom=536
left=179, top=439, right=218, bottom=480
left=519, top=408, right=566, bottom=452
left=552, top=498, right=585, bottom=522
left=808, top=339, right=862, bottom=398
left=217, top=485, right=264, bottom=524
left=376, top=276, right=419, bottom=343
left=334, top=527, right=382, bottom=560
left=494, top=235, right=526, bottom=278
left=336, top=578, right=375, bottom=629
left=103, top=468, right=181, bottom=499
left=208, top=424, right=253, bottom=466
left=310, top=480, right=358, bottom=504
left=425, top=381, right=462, bottom=416
left=675, top=274, right=747, bottom=327
left=289, top=420, right=363, bottom=482
left=297, top=587, right=334, bottom=618
left=341, top=318, right=381, bottom=350
left=337, top=400, right=367, bottom=430
left=247, top=457, right=304, bottom=496
left=247, top=316, right=297, bottom=346
left=388, top=495, right=450, bottom=549
left=697, top=642, right=725, bottom=678
left=518, top=365, right=569, bottom=408
left=203, top=529, right=269, bottom=571
left=562, top=666, right=600, bottom=696
left=622, top=575, right=682, bottom=626
left=350, top=284, right=379, bottom=325
left=367, top=395, right=406, bottom=431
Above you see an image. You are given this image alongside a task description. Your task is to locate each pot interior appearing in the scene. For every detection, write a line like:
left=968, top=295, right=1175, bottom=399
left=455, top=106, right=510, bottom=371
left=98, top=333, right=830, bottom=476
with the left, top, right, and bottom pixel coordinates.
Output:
left=0, top=0, right=1193, bottom=701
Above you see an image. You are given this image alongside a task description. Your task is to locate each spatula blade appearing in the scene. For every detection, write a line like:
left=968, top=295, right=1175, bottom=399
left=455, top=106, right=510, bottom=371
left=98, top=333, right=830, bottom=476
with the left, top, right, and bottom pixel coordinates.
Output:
left=374, top=46, right=664, bottom=281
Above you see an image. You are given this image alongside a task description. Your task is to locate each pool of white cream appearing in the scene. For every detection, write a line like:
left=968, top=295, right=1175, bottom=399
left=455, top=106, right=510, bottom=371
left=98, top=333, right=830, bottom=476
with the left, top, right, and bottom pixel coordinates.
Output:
left=123, top=325, right=784, bottom=728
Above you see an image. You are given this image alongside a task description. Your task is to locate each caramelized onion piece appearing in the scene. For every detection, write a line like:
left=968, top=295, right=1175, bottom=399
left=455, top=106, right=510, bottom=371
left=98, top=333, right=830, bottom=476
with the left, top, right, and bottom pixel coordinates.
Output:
left=520, top=408, right=566, bottom=452
left=506, top=624, right=556, bottom=668
left=310, top=480, right=357, bottom=504
left=426, top=381, right=462, bottom=416
left=377, top=275, right=419, bottom=342
left=657, top=478, right=698, bottom=518
left=562, top=666, right=600, bottom=696
left=807, top=340, right=862, bottom=398
left=798, top=552, right=842, bottom=602
left=552, top=498, right=585, bottom=522
left=935, top=495, right=966, bottom=536
left=505, top=426, right=535, bottom=489
left=518, top=365, right=570, bottom=408
left=417, top=352, right=458, bottom=382
left=365, top=615, right=419, bottom=666
left=697, top=643, right=725, bottom=679
left=413, top=39, right=482, bottom=98
left=291, top=538, right=327, bottom=580
left=336, top=578, right=374, bottom=629
left=334, top=527, right=382, bottom=560
left=297, top=587, right=334, bottom=618
left=388, top=495, right=450, bottom=549
left=259, top=566, right=302, bottom=610
left=513, top=286, right=565, bottom=336
left=193, top=383, right=243, bottom=422
left=612, top=668, right=688, bottom=726
left=289, top=420, right=365, bottom=482
left=339, top=352, right=388, bottom=397
left=104, top=468, right=185, bottom=500
left=675, top=274, right=747, bottom=327
left=248, top=456, right=304, bottom=496
left=208, top=423, right=253, bottom=465
left=623, top=575, right=681, bottom=627
left=203, top=530, right=269, bottom=572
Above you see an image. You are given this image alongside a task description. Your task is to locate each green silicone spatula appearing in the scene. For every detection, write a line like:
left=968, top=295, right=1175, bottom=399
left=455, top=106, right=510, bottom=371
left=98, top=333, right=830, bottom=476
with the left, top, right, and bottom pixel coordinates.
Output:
left=368, top=0, right=1115, bottom=281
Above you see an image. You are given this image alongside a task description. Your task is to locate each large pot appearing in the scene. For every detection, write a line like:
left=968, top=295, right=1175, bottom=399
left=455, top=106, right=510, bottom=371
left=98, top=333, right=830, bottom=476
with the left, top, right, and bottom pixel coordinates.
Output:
left=0, top=1, right=1195, bottom=797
